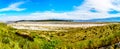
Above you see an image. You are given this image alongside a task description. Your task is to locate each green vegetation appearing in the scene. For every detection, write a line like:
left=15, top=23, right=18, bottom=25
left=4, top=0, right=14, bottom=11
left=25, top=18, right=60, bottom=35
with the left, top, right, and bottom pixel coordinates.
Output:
left=0, top=22, right=120, bottom=49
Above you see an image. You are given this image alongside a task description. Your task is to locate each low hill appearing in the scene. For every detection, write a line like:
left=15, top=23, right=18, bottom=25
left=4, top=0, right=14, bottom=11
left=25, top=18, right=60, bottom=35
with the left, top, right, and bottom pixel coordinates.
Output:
left=74, top=17, right=120, bottom=22
left=6, top=17, right=120, bottom=23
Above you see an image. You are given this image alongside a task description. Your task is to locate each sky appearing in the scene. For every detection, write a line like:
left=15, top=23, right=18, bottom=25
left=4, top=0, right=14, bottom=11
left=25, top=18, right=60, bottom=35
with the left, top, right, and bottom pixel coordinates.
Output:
left=0, top=0, right=120, bottom=21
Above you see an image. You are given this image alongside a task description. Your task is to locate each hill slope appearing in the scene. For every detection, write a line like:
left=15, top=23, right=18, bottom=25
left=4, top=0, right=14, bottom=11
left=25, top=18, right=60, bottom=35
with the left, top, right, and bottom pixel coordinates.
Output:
left=0, top=23, right=120, bottom=49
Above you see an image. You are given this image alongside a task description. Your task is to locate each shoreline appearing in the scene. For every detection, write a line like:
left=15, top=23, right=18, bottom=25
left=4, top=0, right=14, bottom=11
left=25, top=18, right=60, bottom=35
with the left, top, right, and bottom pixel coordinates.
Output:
left=8, top=22, right=108, bottom=31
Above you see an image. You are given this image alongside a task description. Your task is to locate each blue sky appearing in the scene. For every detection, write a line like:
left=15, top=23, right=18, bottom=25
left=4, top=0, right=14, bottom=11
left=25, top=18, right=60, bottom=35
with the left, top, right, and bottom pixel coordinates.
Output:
left=0, top=0, right=83, bottom=14
left=0, top=0, right=120, bottom=21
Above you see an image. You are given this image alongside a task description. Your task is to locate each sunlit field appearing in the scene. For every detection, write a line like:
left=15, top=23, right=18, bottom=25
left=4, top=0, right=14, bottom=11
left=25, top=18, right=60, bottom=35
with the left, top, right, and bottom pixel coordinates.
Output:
left=0, top=22, right=120, bottom=49
left=1, top=0, right=120, bottom=49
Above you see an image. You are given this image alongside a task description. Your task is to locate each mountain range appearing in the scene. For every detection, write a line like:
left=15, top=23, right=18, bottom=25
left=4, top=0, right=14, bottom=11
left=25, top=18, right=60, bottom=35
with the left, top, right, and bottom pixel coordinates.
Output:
left=73, top=17, right=120, bottom=22
left=7, top=17, right=120, bottom=23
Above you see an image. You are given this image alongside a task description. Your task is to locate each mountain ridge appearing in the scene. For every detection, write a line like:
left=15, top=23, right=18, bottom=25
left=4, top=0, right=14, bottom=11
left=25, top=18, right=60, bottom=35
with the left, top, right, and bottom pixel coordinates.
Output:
left=6, top=17, right=120, bottom=23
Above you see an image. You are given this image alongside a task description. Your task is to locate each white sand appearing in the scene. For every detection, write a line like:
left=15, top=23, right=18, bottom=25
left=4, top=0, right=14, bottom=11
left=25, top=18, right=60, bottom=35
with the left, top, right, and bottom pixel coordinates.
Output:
left=8, top=23, right=107, bottom=31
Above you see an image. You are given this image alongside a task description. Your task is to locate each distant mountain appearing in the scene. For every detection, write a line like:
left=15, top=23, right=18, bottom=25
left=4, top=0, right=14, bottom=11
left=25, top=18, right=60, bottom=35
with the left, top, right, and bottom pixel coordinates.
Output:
left=6, top=19, right=73, bottom=23
left=7, top=17, right=120, bottom=23
left=73, top=17, right=120, bottom=22
left=16, top=19, right=73, bottom=22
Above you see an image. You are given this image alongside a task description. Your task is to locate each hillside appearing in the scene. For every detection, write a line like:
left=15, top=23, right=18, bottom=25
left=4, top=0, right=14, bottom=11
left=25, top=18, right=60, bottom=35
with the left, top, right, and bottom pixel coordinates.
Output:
left=0, top=22, right=120, bottom=49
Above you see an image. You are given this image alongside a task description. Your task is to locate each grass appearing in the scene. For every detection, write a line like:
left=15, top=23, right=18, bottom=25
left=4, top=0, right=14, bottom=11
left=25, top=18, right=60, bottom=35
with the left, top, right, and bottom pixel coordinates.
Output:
left=0, top=22, right=120, bottom=49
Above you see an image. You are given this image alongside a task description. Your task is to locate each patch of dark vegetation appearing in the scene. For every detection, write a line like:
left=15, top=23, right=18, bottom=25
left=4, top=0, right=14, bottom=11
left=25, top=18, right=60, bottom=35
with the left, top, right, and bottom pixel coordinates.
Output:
left=15, top=32, right=34, bottom=41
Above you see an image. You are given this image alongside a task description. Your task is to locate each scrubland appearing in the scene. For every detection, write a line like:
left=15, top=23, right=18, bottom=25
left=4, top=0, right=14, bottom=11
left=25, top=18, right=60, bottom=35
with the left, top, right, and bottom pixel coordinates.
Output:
left=0, top=22, right=120, bottom=49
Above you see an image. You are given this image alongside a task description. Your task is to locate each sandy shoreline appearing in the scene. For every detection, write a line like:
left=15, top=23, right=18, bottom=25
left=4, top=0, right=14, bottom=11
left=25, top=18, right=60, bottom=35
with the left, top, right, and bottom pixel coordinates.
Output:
left=8, top=22, right=108, bottom=31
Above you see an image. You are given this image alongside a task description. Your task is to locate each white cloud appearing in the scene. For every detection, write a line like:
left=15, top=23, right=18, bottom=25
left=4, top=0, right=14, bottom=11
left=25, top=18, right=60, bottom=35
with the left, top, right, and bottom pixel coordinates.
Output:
left=1, top=0, right=120, bottom=21
left=78, top=0, right=120, bottom=12
left=0, top=2, right=25, bottom=12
